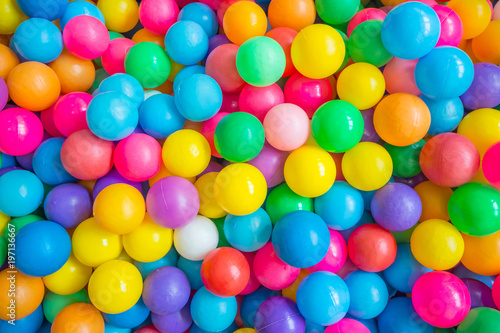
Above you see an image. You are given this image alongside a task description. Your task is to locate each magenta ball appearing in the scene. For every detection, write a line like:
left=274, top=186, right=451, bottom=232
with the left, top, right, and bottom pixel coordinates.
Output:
left=0, top=108, right=44, bottom=156
left=483, top=142, right=500, bottom=190
left=220, top=91, right=239, bottom=113
left=433, top=5, right=463, bottom=47
left=307, top=229, right=347, bottom=274
left=325, top=318, right=370, bottom=333
left=263, top=103, right=310, bottom=152
left=92, top=168, right=143, bottom=200
left=239, top=84, right=284, bottom=122
left=254, top=296, right=305, bottom=333
left=284, top=73, right=333, bottom=118
left=205, top=44, right=245, bottom=93
left=248, top=143, right=288, bottom=188
left=53, top=92, right=92, bottom=137
left=146, top=176, right=200, bottom=229
left=139, top=0, right=179, bottom=35
left=63, top=15, right=110, bottom=60
left=44, top=183, right=92, bottom=229
left=253, top=243, right=300, bottom=291
left=102, top=38, right=136, bottom=75
left=347, top=8, right=387, bottom=37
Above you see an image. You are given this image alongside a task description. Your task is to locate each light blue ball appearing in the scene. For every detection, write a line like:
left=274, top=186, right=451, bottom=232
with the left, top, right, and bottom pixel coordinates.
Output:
left=178, top=3, right=218, bottom=38
left=103, top=298, right=150, bottom=329
left=240, top=286, right=279, bottom=328
left=17, top=0, right=68, bottom=20
left=420, top=95, right=464, bottom=135
left=99, top=74, right=145, bottom=109
left=0, top=304, right=43, bottom=333
left=177, top=256, right=203, bottom=290
left=344, top=271, right=389, bottom=320
left=0, top=170, right=44, bottom=217
left=165, top=21, right=209, bottom=66
left=224, top=208, right=272, bottom=252
left=105, top=323, right=131, bottom=333
left=190, top=287, right=237, bottom=332
left=381, top=2, right=440, bottom=60
left=296, top=271, right=350, bottom=326
left=377, top=297, right=433, bottom=333
left=138, top=94, right=185, bottom=139
left=189, top=322, right=238, bottom=333
left=415, top=46, right=475, bottom=100
left=32, top=138, right=77, bottom=186
left=59, top=0, right=105, bottom=30
left=86, top=92, right=139, bottom=141
left=134, top=246, right=179, bottom=279
left=305, top=320, right=326, bottom=333
left=173, top=65, right=205, bottom=92
left=11, top=18, right=63, bottom=63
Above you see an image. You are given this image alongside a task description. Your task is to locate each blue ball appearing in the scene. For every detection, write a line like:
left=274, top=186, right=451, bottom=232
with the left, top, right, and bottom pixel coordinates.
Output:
left=305, top=320, right=326, bottom=333
left=224, top=208, right=272, bottom=252
left=383, top=244, right=432, bottom=293
left=17, top=0, right=68, bottom=20
left=99, top=74, right=145, bottom=109
left=0, top=304, right=43, bottom=332
left=165, top=21, right=209, bottom=66
left=16, top=152, right=34, bottom=172
left=105, top=323, right=131, bottom=333
left=190, top=287, right=237, bottom=332
left=296, top=271, right=350, bottom=326
left=16, top=221, right=71, bottom=277
left=174, top=74, right=222, bottom=122
left=314, top=181, right=364, bottom=230
left=11, top=18, right=63, bottom=63
left=240, top=286, right=279, bottom=328
left=377, top=297, right=433, bottom=333
left=103, top=298, right=150, bottom=329
left=381, top=2, right=440, bottom=60
left=0, top=170, right=44, bottom=217
left=177, top=256, right=204, bottom=290
left=178, top=3, right=218, bottom=38
left=139, top=94, right=185, bottom=139
left=173, top=65, right=206, bottom=92
left=415, top=46, right=475, bottom=100
left=190, top=322, right=238, bottom=333
left=87, top=92, right=139, bottom=141
left=33, top=137, right=77, bottom=186
left=272, top=211, right=330, bottom=268
left=420, top=95, right=464, bottom=135
left=344, top=271, right=389, bottom=320
left=37, top=321, right=52, bottom=333
left=1, top=153, right=17, bottom=169
left=134, top=246, right=179, bottom=279
left=59, top=0, right=105, bottom=30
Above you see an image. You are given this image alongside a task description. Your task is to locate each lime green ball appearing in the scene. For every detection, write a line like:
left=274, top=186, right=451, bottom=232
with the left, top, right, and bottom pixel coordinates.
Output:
left=458, top=307, right=500, bottom=333
left=316, top=0, right=361, bottom=25
left=348, top=20, right=393, bottom=67
left=311, top=100, right=364, bottom=153
left=265, top=184, right=314, bottom=225
left=384, top=140, right=425, bottom=178
left=212, top=217, right=231, bottom=248
left=43, top=289, right=90, bottom=323
left=236, top=36, right=286, bottom=87
left=2, top=214, right=43, bottom=239
left=335, top=29, right=350, bottom=72
left=391, top=223, right=417, bottom=244
left=125, top=42, right=171, bottom=89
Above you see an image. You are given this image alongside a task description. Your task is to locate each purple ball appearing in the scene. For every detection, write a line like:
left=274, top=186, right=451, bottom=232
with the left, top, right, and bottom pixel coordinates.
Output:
left=0, top=166, right=22, bottom=177
left=255, top=296, right=306, bottom=333
left=392, top=172, right=428, bottom=188
left=370, top=183, right=422, bottom=232
left=248, top=143, right=289, bottom=188
left=145, top=176, right=199, bottom=229
left=93, top=168, right=142, bottom=200
left=205, top=34, right=231, bottom=62
left=198, top=161, right=223, bottom=178
left=460, top=63, right=500, bottom=110
left=0, top=77, right=7, bottom=111
left=462, top=278, right=497, bottom=310
left=44, top=183, right=92, bottom=229
left=361, top=108, right=380, bottom=143
left=151, top=301, right=193, bottom=333
left=143, top=266, right=191, bottom=315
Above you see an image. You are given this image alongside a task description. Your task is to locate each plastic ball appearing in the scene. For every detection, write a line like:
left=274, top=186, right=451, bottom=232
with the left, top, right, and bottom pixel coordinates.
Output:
left=325, top=318, right=370, bottom=333
left=175, top=74, right=222, bottom=121
left=223, top=1, right=267, bottom=45
left=254, top=296, right=305, bottom=333
left=265, top=183, right=313, bottom=225
left=63, top=15, right=109, bottom=60
left=461, top=63, right=500, bottom=110
left=462, top=278, right=496, bottom=310
left=0, top=108, right=43, bottom=156
left=51, top=303, right=104, bottom=333
left=458, top=108, right=500, bottom=157
left=151, top=301, right=193, bottom=333
left=447, top=0, right=491, bottom=40
left=433, top=5, right=463, bottom=47
left=240, top=287, right=279, bottom=328
left=283, top=73, right=333, bottom=118
left=344, top=271, right=388, bottom=319
left=419, top=95, right=464, bottom=135
left=0, top=170, right=43, bottom=217
left=248, top=142, right=288, bottom=188
left=173, top=215, right=218, bottom=261
left=48, top=49, right=94, bottom=93
left=139, top=93, right=185, bottom=139
left=483, top=142, right=500, bottom=189
left=462, top=230, right=500, bottom=276
left=412, top=271, right=471, bottom=328
left=267, top=0, right=315, bottom=31
left=139, top=0, right=178, bottom=34
left=291, top=24, right=346, bottom=79
left=413, top=181, right=452, bottom=222
left=337, top=63, right=385, bottom=110
left=205, top=44, right=245, bottom=93
left=0, top=269, right=44, bottom=321
left=60, top=1, right=104, bottom=26
left=44, top=183, right=91, bottom=229
left=94, top=170, right=140, bottom=202
left=178, top=3, right=217, bottom=38
left=377, top=297, right=433, bottom=333
left=97, top=0, right=138, bottom=32
left=143, top=266, right=190, bottom=315
left=307, top=229, right=347, bottom=274
left=383, top=57, right=420, bottom=96
left=51, top=92, right=91, bottom=137
left=135, top=247, right=179, bottom=279
left=124, top=43, right=170, bottom=89
left=177, top=256, right=203, bottom=290
left=190, top=287, right=237, bottom=332
left=347, top=8, right=387, bottom=36
left=472, top=21, right=500, bottom=65
left=42, top=289, right=90, bottom=323
left=103, top=298, right=150, bottom=329
left=101, top=38, right=136, bottom=75
left=43, top=253, right=92, bottom=295
left=0, top=0, right=27, bottom=35
left=238, top=86, right=283, bottom=125
left=195, top=172, right=226, bottom=219
left=7, top=61, right=60, bottom=111
left=114, top=133, right=161, bottom=182
left=265, top=28, right=298, bottom=77
left=384, top=140, right=424, bottom=178
left=348, top=20, right=393, bottom=67
left=165, top=21, right=209, bottom=66
left=223, top=209, right=272, bottom=252
left=0, top=44, right=19, bottom=81
left=419, top=133, right=480, bottom=188
left=457, top=307, right=500, bottom=333
left=253, top=243, right=300, bottom=290
left=494, top=276, right=500, bottom=309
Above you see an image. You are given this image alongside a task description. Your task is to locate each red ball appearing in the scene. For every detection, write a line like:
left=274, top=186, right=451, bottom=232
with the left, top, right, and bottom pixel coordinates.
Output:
left=239, top=250, right=261, bottom=295
left=347, top=224, right=397, bottom=272
left=201, top=111, right=229, bottom=158
left=205, top=44, right=245, bottom=93
left=201, top=247, right=250, bottom=297
left=53, top=92, right=92, bottom=137
left=135, top=325, right=161, bottom=333
left=265, top=27, right=298, bottom=77
left=102, top=38, right=136, bottom=75
left=61, top=129, right=115, bottom=180
left=419, top=133, right=480, bottom=187
left=284, top=73, right=333, bottom=118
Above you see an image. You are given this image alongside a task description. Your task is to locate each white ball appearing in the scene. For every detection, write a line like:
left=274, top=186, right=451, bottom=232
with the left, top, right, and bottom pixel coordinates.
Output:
left=173, top=215, right=219, bottom=261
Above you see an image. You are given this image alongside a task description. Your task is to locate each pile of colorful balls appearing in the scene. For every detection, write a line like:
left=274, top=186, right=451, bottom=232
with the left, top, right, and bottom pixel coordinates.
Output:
left=0, top=0, right=500, bottom=331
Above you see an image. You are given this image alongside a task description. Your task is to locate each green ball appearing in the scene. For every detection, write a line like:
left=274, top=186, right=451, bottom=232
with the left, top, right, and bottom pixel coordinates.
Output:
left=212, top=217, right=231, bottom=248
left=236, top=37, right=286, bottom=87
left=384, top=140, right=425, bottom=178
left=43, top=289, right=90, bottom=323
left=0, top=236, right=6, bottom=267
left=458, top=307, right=500, bottom=333
left=448, top=182, right=500, bottom=237
left=2, top=214, right=43, bottom=239
left=311, top=100, right=364, bottom=153
left=214, top=112, right=265, bottom=163
left=316, top=0, right=361, bottom=25
left=265, top=184, right=314, bottom=225
left=335, top=29, right=350, bottom=73
left=348, top=20, right=393, bottom=67
left=125, top=42, right=171, bottom=89
left=391, top=224, right=418, bottom=244
left=88, top=68, right=110, bottom=94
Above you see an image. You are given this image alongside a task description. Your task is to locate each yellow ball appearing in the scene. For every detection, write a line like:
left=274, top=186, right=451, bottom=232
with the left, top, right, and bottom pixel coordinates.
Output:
left=342, top=142, right=393, bottom=191
left=0, top=211, right=10, bottom=235
left=410, top=219, right=465, bottom=271
left=148, top=163, right=196, bottom=187
left=43, top=253, right=92, bottom=295
left=168, top=60, right=185, bottom=82
left=284, top=145, right=336, bottom=198
left=214, top=163, right=267, bottom=216
left=93, top=183, right=146, bottom=235
left=97, top=0, right=139, bottom=33
left=72, top=217, right=123, bottom=267
left=291, top=24, right=345, bottom=79
left=234, top=329, right=257, bottom=333
left=457, top=108, right=500, bottom=156
left=162, top=129, right=211, bottom=178
left=88, top=260, right=143, bottom=314
left=123, top=214, right=173, bottom=262
left=337, top=63, right=386, bottom=110
left=195, top=172, right=227, bottom=219
left=282, top=269, right=310, bottom=302
left=0, top=0, right=27, bottom=34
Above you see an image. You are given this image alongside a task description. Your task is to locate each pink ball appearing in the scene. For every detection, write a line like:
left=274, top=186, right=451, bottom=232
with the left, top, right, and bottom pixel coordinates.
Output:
left=248, top=143, right=288, bottom=188
left=63, top=16, right=110, bottom=60
left=284, top=73, right=333, bottom=118
left=412, top=271, right=471, bottom=328
left=347, top=8, right=387, bottom=37
left=482, top=142, right=500, bottom=190
left=221, top=92, right=240, bottom=113
left=0, top=108, right=44, bottom=156
left=53, top=92, right=92, bottom=137
left=199, top=0, right=222, bottom=10
left=307, top=230, right=347, bottom=274
left=239, top=84, right=284, bottom=122
left=263, top=103, right=310, bottom=151
left=406, top=0, right=438, bottom=6
left=335, top=256, right=358, bottom=279
left=201, top=112, right=229, bottom=158
left=135, top=325, right=161, bottom=333
left=433, top=5, right=463, bottom=47
left=325, top=319, right=370, bottom=333
left=206, top=44, right=245, bottom=93
left=383, top=57, right=421, bottom=95
left=253, top=243, right=300, bottom=291
left=239, top=251, right=261, bottom=295
left=113, top=133, right=162, bottom=182
left=139, top=0, right=179, bottom=34
left=492, top=274, right=500, bottom=309
left=40, top=97, right=64, bottom=137
left=102, top=38, right=136, bottom=75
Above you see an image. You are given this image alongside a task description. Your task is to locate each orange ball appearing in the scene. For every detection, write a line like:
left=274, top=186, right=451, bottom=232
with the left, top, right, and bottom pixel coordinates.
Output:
left=461, top=231, right=500, bottom=276
left=373, top=93, right=431, bottom=147
left=7, top=61, right=61, bottom=111
left=51, top=303, right=105, bottom=333
left=0, top=44, right=19, bottom=80
left=472, top=21, right=500, bottom=65
left=132, top=28, right=165, bottom=48
left=414, top=181, right=453, bottom=222
left=223, top=1, right=267, bottom=45
left=49, top=49, right=95, bottom=94
left=268, top=0, right=316, bottom=32
left=0, top=269, right=44, bottom=321
left=447, top=0, right=491, bottom=39
left=458, top=39, right=480, bottom=64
